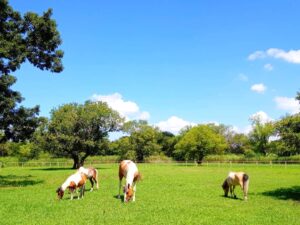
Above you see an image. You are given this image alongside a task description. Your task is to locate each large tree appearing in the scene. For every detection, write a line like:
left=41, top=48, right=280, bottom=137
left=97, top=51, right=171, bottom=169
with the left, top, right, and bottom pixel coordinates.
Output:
left=0, top=0, right=63, bottom=142
left=46, top=101, right=123, bottom=168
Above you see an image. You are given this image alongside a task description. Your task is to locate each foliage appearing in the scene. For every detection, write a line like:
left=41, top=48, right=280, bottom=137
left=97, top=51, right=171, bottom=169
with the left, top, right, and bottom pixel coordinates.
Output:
left=174, top=124, right=228, bottom=163
left=249, top=118, right=275, bottom=155
left=275, top=113, right=300, bottom=155
left=0, top=75, right=40, bottom=142
left=122, top=120, right=162, bottom=161
left=157, top=131, right=177, bottom=157
left=0, top=0, right=63, bottom=74
left=0, top=0, right=63, bottom=143
left=45, top=101, right=123, bottom=168
left=130, top=124, right=161, bottom=161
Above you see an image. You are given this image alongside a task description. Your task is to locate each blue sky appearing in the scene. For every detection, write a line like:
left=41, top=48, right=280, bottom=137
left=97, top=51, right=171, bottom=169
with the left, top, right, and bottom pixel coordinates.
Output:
left=10, top=0, right=300, bottom=134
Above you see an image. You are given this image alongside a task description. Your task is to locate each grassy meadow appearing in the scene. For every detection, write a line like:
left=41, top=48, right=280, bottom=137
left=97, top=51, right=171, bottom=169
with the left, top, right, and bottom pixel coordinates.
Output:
left=0, top=163, right=299, bottom=225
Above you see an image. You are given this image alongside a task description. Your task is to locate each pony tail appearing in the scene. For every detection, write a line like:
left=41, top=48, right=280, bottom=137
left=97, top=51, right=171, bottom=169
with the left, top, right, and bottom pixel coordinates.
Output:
left=135, top=172, right=142, bottom=182
left=243, top=174, right=249, bottom=200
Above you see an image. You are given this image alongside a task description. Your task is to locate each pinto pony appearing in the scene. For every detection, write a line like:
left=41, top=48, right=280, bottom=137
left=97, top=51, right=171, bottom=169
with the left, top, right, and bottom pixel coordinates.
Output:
left=222, top=171, right=249, bottom=200
left=118, top=160, right=141, bottom=202
left=78, top=166, right=99, bottom=191
left=56, top=172, right=87, bottom=200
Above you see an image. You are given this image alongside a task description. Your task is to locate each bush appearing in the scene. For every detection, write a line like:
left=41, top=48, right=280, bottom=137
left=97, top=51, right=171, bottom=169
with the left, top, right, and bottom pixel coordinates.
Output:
left=144, top=154, right=173, bottom=163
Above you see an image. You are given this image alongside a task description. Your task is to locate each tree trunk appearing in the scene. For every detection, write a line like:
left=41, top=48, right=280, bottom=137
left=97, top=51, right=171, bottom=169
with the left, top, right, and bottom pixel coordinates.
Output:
left=79, top=153, right=89, bottom=167
left=72, top=155, right=80, bottom=169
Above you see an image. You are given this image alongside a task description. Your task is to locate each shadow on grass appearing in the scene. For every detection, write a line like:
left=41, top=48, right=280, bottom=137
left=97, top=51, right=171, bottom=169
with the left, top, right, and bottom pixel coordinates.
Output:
left=220, top=195, right=243, bottom=201
left=113, top=195, right=124, bottom=202
left=0, top=175, right=43, bottom=187
left=262, top=186, right=300, bottom=202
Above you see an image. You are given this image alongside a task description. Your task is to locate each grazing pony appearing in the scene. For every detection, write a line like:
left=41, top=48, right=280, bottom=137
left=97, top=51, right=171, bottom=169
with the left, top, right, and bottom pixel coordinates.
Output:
left=56, top=172, right=87, bottom=200
left=118, top=160, right=141, bottom=202
left=78, top=166, right=99, bottom=191
left=222, top=171, right=249, bottom=200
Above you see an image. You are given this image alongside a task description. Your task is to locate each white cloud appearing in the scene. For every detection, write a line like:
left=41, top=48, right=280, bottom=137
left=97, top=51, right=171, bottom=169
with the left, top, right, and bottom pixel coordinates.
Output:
left=232, top=125, right=253, bottom=134
left=238, top=73, right=248, bottom=82
left=274, top=96, right=299, bottom=114
left=91, top=93, right=150, bottom=120
left=248, top=51, right=266, bottom=60
left=251, top=83, right=267, bottom=93
left=248, top=48, right=300, bottom=64
left=264, top=63, right=273, bottom=71
left=249, top=111, right=273, bottom=124
left=156, top=116, right=196, bottom=134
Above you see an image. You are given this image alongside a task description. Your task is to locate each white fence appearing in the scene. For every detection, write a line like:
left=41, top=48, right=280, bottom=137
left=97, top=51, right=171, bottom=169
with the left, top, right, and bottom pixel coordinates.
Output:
left=0, top=160, right=300, bottom=168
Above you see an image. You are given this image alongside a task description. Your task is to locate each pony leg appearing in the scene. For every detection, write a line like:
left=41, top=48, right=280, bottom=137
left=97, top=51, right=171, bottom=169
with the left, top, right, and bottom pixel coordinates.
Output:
left=132, top=183, right=136, bottom=202
left=95, top=169, right=99, bottom=189
left=229, top=185, right=233, bottom=198
left=89, top=178, right=94, bottom=192
left=232, top=186, right=237, bottom=198
left=79, top=185, right=85, bottom=199
left=118, top=178, right=122, bottom=199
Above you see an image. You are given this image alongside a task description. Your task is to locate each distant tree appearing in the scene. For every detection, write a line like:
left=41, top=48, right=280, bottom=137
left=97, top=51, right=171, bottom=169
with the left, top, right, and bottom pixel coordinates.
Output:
left=249, top=118, right=275, bottom=155
left=123, top=120, right=161, bottom=161
left=0, top=0, right=63, bottom=142
left=157, top=131, right=177, bottom=157
left=228, top=133, right=251, bottom=154
left=110, top=136, right=136, bottom=160
left=174, top=125, right=228, bottom=163
left=46, top=101, right=123, bottom=168
left=296, top=91, right=300, bottom=103
left=275, top=113, right=300, bottom=156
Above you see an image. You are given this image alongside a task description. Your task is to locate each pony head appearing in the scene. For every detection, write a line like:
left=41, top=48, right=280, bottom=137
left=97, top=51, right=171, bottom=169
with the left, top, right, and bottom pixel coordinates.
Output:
left=124, top=183, right=134, bottom=202
left=56, top=187, right=64, bottom=200
left=222, top=179, right=229, bottom=197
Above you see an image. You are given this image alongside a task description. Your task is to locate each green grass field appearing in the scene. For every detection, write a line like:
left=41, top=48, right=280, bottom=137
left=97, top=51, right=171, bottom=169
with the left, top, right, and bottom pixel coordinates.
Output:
left=0, top=163, right=299, bottom=225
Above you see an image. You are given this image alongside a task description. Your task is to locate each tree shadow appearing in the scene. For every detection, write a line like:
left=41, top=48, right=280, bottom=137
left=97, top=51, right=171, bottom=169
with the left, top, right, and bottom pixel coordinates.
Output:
left=262, top=186, right=300, bottom=202
left=0, top=175, right=44, bottom=187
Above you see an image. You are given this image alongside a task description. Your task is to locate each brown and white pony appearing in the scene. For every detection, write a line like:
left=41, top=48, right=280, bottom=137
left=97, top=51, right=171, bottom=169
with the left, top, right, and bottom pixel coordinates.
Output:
left=78, top=166, right=99, bottom=191
left=118, top=160, right=141, bottom=202
left=56, top=172, right=87, bottom=200
left=222, top=171, right=249, bottom=200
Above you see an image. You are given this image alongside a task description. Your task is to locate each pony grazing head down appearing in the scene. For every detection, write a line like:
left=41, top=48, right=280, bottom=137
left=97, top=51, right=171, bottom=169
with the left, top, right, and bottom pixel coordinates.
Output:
left=221, top=171, right=249, bottom=200
left=118, top=160, right=141, bottom=203
left=56, top=172, right=87, bottom=200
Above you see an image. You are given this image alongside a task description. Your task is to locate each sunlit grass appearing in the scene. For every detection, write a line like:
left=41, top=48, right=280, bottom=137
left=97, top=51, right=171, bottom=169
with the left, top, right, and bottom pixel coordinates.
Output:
left=0, top=164, right=299, bottom=225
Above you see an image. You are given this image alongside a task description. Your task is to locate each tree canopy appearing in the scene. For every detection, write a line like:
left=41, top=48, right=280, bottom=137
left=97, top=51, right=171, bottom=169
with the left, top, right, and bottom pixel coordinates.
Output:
left=174, top=125, right=228, bottom=163
left=0, top=0, right=63, bottom=143
left=46, top=101, right=123, bottom=168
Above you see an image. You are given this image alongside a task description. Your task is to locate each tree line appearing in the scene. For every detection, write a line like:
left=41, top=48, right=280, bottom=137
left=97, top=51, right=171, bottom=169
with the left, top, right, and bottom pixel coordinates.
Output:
left=1, top=0, right=300, bottom=168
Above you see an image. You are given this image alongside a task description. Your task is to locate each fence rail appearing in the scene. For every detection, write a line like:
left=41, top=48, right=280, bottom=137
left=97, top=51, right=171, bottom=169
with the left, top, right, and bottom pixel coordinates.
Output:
left=1, top=160, right=300, bottom=168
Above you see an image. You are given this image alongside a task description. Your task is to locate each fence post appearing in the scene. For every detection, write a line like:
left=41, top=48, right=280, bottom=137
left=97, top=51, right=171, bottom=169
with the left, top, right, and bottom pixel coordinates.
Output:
left=285, top=161, right=287, bottom=168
